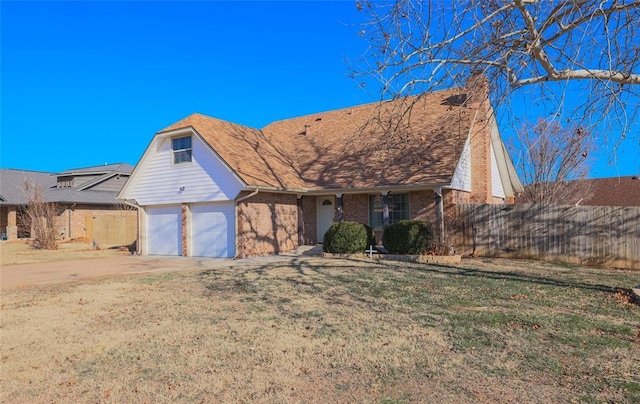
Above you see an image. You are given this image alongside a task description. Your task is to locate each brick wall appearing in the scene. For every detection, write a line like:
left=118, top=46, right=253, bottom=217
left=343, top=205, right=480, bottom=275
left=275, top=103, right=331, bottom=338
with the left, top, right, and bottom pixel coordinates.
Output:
left=469, top=124, right=493, bottom=203
left=467, top=74, right=494, bottom=203
left=342, top=194, right=368, bottom=224
left=301, top=196, right=317, bottom=244
left=445, top=189, right=470, bottom=213
left=237, top=192, right=298, bottom=257
left=259, top=189, right=483, bottom=250
left=409, top=190, right=433, bottom=223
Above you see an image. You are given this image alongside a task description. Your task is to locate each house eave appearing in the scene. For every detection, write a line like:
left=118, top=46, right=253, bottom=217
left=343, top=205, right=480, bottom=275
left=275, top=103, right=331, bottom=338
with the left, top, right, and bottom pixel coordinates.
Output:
left=242, top=185, right=308, bottom=195
left=303, top=183, right=452, bottom=195
left=240, top=182, right=452, bottom=196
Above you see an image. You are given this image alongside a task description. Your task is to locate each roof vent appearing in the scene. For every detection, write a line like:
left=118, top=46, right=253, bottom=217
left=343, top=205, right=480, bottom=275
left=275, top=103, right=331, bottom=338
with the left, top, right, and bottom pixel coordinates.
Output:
left=303, top=124, right=311, bottom=136
left=315, top=117, right=322, bottom=121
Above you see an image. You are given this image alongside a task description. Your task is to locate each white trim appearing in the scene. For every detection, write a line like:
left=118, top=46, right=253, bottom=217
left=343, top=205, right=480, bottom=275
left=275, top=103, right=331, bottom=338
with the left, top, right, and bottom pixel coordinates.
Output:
left=170, top=135, right=194, bottom=167
left=489, top=115, right=524, bottom=197
left=450, top=136, right=472, bottom=192
left=490, top=142, right=505, bottom=198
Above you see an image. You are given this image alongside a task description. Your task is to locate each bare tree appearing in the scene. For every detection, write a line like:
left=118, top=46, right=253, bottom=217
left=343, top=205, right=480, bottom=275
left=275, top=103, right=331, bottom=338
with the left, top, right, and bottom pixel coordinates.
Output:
left=512, top=118, right=594, bottom=204
left=353, top=0, right=640, bottom=145
left=23, top=180, right=59, bottom=249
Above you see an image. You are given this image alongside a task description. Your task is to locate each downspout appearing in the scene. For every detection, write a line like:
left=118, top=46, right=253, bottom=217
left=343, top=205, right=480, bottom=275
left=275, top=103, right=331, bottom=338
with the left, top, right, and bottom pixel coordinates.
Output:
left=236, top=187, right=260, bottom=203
left=234, top=187, right=260, bottom=258
left=434, top=187, right=445, bottom=245
left=122, top=200, right=141, bottom=255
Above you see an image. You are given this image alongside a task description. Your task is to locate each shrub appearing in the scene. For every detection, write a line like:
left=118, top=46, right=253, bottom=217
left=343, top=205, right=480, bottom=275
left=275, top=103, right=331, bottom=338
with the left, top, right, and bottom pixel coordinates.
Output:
left=363, top=223, right=377, bottom=247
left=323, top=222, right=369, bottom=254
left=22, top=180, right=59, bottom=250
left=382, top=220, right=435, bottom=255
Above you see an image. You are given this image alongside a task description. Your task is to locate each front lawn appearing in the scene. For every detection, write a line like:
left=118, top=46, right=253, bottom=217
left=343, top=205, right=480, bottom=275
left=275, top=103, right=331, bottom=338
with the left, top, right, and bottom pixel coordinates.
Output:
left=1, top=257, right=638, bottom=402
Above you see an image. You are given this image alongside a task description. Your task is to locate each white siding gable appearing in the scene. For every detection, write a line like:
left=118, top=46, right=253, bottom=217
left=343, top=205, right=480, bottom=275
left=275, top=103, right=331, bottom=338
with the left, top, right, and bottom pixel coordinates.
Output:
left=490, top=143, right=505, bottom=198
left=450, top=135, right=472, bottom=192
left=489, top=116, right=523, bottom=198
left=121, top=130, right=245, bottom=205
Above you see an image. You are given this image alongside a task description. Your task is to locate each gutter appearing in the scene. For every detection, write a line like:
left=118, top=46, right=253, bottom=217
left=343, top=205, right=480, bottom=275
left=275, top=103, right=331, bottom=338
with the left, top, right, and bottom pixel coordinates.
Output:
left=235, top=187, right=260, bottom=203
left=301, top=183, right=452, bottom=196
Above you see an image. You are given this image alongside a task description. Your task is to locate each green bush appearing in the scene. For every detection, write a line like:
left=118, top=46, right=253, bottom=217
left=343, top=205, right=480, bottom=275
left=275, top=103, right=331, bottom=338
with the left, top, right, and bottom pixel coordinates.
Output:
left=323, top=222, right=369, bottom=254
left=382, top=220, right=435, bottom=255
left=363, top=223, right=377, bottom=247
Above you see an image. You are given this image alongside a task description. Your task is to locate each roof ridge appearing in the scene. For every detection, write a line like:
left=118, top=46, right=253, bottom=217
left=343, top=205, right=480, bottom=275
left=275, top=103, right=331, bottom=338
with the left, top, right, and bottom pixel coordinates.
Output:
left=59, top=162, right=132, bottom=172
left=0, top=168, right=54, bottom=174
left=160, top=112, right=261, bottom=133
left=261, top=87, right=466, bottom=128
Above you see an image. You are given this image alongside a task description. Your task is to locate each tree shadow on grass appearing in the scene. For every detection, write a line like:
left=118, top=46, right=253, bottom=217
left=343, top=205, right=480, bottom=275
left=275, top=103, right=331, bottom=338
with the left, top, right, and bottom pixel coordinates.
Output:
left=196, top=256, right=637, bottom=319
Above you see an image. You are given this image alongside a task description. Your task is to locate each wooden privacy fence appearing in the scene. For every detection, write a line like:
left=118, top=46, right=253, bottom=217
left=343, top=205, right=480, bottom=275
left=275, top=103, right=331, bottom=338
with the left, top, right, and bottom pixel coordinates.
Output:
left=85, top=214, right=137, bottom=246
left=454, top=204, right=640, bottom=270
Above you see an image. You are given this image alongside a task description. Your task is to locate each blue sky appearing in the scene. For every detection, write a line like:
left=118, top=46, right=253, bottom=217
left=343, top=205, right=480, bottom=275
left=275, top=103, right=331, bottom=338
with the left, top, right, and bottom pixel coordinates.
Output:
left=1, top=1, right=638, bottom=178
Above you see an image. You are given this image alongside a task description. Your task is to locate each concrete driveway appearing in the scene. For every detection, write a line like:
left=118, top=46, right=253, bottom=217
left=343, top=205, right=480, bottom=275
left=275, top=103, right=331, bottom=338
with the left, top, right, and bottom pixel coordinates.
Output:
left=0, top=251, right=316, bottom=290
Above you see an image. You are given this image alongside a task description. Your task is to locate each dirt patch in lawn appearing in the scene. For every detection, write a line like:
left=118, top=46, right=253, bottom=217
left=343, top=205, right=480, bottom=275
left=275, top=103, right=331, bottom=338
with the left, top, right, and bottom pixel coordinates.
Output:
left=0, top=241, right=129, bottom=266
left=1, top=257, right=638, bottom=402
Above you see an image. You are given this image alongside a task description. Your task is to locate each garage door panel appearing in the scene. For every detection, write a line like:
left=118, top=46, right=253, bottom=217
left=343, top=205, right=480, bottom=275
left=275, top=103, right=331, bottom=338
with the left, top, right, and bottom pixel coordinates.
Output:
left=191, top=203, right=235, bottom=258
left=147, top=206, right=182, bottom=256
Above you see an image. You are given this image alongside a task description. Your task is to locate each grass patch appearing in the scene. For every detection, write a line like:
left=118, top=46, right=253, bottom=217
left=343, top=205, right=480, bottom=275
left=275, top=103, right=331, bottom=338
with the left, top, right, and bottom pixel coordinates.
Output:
left=0, top=241, right=127, bottom=265
left=1, top=256, right=638, bottom=402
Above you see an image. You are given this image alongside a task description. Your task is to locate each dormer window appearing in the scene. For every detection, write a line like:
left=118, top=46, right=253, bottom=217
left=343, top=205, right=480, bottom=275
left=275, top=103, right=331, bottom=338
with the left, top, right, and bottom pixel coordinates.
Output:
left=172, top=136, right=192, bottom=164
left=57, top=176, right=73, bottom=188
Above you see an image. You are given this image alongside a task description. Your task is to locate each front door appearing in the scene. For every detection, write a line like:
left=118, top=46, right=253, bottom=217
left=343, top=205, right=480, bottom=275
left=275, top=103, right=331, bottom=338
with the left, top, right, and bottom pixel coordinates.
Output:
left=317, top=198, right=334, bottom=243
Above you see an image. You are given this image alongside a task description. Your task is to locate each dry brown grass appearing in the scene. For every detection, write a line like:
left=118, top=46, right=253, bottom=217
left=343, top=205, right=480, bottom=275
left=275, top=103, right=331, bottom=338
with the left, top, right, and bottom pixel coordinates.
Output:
left=0, top=241, right=128, bottom=266
left=1, top=257, right=638, bottom=402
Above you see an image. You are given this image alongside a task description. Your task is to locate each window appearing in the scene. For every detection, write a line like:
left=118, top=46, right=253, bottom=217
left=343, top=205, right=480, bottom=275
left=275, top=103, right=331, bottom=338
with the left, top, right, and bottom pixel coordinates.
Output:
left=172, top=136, right=192, bottom=164
left=57, top=176, right=73, bottom=188
left=369, top=193, right=409, bottom=229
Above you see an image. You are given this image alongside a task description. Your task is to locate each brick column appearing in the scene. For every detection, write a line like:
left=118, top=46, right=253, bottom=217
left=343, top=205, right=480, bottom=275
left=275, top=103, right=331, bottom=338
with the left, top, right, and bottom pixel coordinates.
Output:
left=6, top=206, right=18, bottom=240
left=297, top=196, right=305, bottom=245
left=181, top=203, right=189, bottom=256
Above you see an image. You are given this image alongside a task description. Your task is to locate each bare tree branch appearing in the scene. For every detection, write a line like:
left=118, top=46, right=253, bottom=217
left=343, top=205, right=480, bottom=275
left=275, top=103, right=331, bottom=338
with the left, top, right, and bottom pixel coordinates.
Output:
left=352, top=0, right=640, bottom=148
left=22, top=180, right=59, bottom=249
left=510, top=118, right=595, bottom=204
left=353, top=0, right=640, bottom=169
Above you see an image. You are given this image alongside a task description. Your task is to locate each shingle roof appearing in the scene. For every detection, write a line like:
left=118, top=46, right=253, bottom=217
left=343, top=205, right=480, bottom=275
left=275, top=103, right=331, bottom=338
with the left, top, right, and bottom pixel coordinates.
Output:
left=563, top=177, right=640, bottom=206
left=0, top=165, right=130, bottom=206
left=0, top=169, right=56, bottom=205
left=161, top=88, right=473, bottom=191
left=160, top=116, right=303, bottom=189
left=57, top=163, right=134, bottom=176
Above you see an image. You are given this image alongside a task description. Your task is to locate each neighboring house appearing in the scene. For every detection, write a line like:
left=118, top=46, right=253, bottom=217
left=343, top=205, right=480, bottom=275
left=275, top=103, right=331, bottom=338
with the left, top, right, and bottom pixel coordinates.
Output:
left=119, top=74, right=523, bottom=258
left=0, top=163, right=136, bottom=244
left=518, top=176, right=640, bottom=206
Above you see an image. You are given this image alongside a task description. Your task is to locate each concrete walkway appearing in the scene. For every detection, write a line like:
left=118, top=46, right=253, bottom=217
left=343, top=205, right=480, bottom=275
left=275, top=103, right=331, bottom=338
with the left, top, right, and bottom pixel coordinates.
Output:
left=1, top=246, right=324, bottom=290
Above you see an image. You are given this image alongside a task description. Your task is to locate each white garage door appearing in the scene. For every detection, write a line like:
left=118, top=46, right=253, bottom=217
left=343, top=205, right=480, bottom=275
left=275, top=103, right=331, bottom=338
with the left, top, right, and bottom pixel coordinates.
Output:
left=191, top=203, right=235, bottom=258
left=147, top=205, right=182, bottom=256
